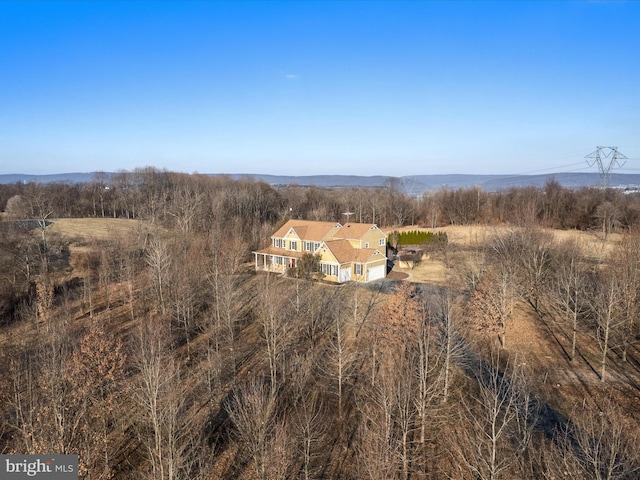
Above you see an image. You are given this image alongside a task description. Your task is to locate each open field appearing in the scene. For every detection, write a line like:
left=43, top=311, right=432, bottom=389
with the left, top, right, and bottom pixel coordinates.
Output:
left=47, top=217, right=150, bottom=243
left=390, top=224, right=621, bottom=285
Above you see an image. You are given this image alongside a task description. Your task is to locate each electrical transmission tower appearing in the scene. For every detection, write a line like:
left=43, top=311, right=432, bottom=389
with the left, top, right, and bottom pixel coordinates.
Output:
left=585, top=146, right=627, bottom=187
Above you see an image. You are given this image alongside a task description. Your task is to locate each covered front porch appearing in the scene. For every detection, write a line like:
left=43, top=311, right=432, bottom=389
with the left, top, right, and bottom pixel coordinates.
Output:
left=253, top=250, right=301, bottom=273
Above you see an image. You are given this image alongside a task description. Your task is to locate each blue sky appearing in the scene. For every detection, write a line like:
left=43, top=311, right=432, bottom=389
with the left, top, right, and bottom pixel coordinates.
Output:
left=1, top=1, right=639, bottom=176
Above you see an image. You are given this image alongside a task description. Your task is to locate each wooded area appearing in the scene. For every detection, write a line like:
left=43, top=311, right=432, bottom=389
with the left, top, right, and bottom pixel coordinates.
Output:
left=1, top=169, right=639, bottom=479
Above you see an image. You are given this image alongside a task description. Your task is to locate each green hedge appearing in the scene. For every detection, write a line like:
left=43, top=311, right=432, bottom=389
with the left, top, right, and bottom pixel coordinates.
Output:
left=390, top=230, right=448, bottom=246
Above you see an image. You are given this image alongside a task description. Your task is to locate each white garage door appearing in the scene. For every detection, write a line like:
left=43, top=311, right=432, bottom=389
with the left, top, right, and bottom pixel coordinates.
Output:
left=339, top=266, right=352, bottom=283
left=367, top=265, right=385, bottom=282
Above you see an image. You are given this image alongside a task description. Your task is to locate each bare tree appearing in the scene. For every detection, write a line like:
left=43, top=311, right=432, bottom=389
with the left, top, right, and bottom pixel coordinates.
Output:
left=66, top=321, right=127, bottom=479
left=432, top=287, right=465, bottom=404
left=291, top=357, right=326, bottom=480
left=258, top=274, right=289, bottom=397
left=589, top=269, right=625, bottom=382
left=453, top=352, right=537, bottom=480
left=207, top=226, right=247, bottom=376
left=514, top=227, right=554, bottom=312
left=327, top=307, right=358, bottom=421
left=132, top=317, right=188, bottom=480
left=228, top=380, right=280, bottom=480
left=145, top=237, right=172, bottom=315
left=356, top=371, right=402, bottom=480
left=469, top=267, right=516, bottom=349
left=551, top=239, right=590, bottom=361
left=168, top=177, right=204, bottom=233
left=558, top=398, right=639, bottom=480
left=608, top=232, right=640, bottom=362
left=595, top=201, right=621, bottom=241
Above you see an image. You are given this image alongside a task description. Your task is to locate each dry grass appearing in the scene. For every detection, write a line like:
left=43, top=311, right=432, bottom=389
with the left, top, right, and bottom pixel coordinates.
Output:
left=47, top=217, right=151, bottom=243
left=391, top=224, right=622, bottom=285
left=398, top=224, right=621, bottom=250
left=393, top=258, right=450, bottom=285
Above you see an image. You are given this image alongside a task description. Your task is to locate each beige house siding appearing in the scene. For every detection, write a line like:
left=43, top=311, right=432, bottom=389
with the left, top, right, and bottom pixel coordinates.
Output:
left=360, top=228, right=387, bottom=250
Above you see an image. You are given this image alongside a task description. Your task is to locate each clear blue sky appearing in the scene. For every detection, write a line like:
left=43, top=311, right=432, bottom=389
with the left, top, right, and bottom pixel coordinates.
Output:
left=1, top=1, right=639, bottom=176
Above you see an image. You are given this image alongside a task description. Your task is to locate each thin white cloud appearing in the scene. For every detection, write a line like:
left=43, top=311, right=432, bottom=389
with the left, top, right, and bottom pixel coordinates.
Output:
left=285, top=74, right=300, bottom=80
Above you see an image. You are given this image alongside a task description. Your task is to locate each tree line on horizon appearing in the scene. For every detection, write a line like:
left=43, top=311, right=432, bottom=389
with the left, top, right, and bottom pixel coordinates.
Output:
left=1, top=167, right=639, bottom=238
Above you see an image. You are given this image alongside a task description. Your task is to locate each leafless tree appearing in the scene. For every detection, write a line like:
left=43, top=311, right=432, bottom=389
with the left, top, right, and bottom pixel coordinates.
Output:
left=558, top=398, right=639, bottom=480
left=65, top=320, right=127, bottom=479
left=18, top=318, right=77, bottom=456
left=132, top=317, right=188, bottom=480
left=168, top=176, right=204, bottom=233
left=513, top=227, right=554, bottom=312
left=453, top=351, right=538, bottom=480
left=356, top=370, right=402, bottom=480
left=607, top=232, right=640, bottom=362
left=228, top=380, right=282, bottom=480
left=145, top=236, right=172, bottom=315
left=207, top=226, right=247, bottom=376
left=551, top=239, right=590, bottom=361
left=327, top=306, right=359, bottom=421
left=595, top=201, right=621, bottom=241
left=258, top=274, right=289, bottom=397
left=432, top=287, right=465, bottom=404
left=469, top=266, right=516, bottom=349
left=290, top=357, right=327, bottom=480
left=589, top=268, right=625, bottom=382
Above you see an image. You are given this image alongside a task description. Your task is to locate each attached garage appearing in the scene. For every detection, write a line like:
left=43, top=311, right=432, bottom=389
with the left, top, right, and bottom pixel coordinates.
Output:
left=367, top=264, right=386, bottom=281
left=339, top=266, right=352, bottom=283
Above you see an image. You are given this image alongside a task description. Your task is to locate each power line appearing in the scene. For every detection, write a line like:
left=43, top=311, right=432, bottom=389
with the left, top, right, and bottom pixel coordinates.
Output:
left=585, top=146, right=628, bottom=187
left=512, top=161, right=586, bottom=176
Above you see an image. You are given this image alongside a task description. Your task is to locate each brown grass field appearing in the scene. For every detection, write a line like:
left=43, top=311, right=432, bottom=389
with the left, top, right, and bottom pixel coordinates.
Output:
left=47, top=217, right=150, bottom=242
left=391, top=224, right=620, bottom=285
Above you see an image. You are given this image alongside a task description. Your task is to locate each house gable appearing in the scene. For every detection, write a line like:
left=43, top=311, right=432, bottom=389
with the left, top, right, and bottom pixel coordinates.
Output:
left=331, top=223, right=387, bottom=249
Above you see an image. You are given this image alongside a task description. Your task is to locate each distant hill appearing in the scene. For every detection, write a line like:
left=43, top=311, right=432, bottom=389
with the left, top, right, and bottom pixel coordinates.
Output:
left=3, top=171, right=640, bottom=195
left=0, top=172, right=99, bottom=184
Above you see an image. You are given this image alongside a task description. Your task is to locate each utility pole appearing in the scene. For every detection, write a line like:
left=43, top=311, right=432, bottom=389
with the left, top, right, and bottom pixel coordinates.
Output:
left=585, top=146, right=627, bottom=187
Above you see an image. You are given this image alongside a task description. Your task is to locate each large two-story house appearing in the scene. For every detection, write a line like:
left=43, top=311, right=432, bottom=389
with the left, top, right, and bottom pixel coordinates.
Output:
left=253, top=219, right=388, bottom=283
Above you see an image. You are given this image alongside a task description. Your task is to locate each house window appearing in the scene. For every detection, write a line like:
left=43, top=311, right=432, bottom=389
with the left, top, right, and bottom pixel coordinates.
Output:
left=314, top=242, right=320, bottom=251
left=290, top=241, right=297, bottom=251
left=355, top=263, right=363, bottom=275
left=321, top=264, right=328, bottom=275
left=331, top=265, right=338, bottom=276
left=379, top=238, right=385, bottom=246
left=305, top=241, right=312, bottom=251
left=365, top=242, right=369, bottom=248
